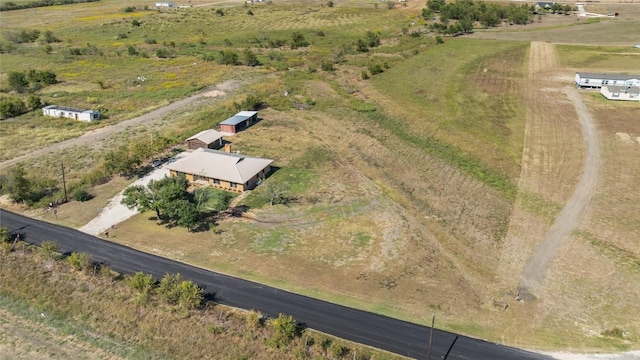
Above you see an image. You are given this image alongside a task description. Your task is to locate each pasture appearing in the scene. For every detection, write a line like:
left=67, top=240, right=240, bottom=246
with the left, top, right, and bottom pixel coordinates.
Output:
left=2, top=0, right=640, bottom=354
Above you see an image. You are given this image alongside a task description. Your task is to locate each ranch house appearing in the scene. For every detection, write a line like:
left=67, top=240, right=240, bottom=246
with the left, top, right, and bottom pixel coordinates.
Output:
left=600, top=86, right=640, bottom=102
left=166, top=148, right=272, bottom=192
left=218, top=111, right=258, bottom=133
left=42, top=105, right=100, bottom=122
left=575, top=73, right=640, bottom=89
left=186, top=129, right=224, bottom=150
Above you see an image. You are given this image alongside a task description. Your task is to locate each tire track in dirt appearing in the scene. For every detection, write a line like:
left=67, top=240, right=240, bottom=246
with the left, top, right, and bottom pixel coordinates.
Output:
left=518, top=43, right=601, bottom=294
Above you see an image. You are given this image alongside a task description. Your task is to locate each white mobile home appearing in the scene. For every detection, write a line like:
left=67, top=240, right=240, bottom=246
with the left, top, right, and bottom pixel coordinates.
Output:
left=42, top=105, right=100, bottom=122
left=600, top=86, right=640, bottom=102
left=575, top=73, right=640, bottom=88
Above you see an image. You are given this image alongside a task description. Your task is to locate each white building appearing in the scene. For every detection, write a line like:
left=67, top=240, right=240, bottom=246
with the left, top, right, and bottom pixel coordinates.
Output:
left=600, top=86, right=640, bottom=102
left=575, top=73, right=640, bottom=88
left=155, top=2, right=175, bottom=7
left=42, top=105, right=100, bottom=122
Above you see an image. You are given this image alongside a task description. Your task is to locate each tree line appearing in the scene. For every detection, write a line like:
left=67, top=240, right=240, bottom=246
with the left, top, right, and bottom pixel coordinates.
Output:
left=421, top=0, right=568, bottom=36
left=0, top=0, right=99, bottom=12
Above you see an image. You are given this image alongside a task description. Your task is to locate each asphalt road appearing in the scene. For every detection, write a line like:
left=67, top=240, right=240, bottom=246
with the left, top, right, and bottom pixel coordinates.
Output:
left=0, top=209, right=550, bottom=360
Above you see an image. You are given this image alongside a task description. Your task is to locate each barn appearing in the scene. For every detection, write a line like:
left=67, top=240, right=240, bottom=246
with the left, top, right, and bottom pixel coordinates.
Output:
left=600, top=86, right=640, bottom=102
left=186, top=129, right=224, bottom=150
left=218, top=111, right=258, bottom=133
left=575, top=73, right=640, bottom=88
left=42, top=105, right=100, bottom=122
left=166, top=148, right=272, bottom=192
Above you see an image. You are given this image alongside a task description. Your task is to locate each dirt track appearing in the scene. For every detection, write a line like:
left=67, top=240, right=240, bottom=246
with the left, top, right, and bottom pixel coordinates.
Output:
left=518, top=43, right=601, bottom=293
left=0, top=80, right=240, bottom=170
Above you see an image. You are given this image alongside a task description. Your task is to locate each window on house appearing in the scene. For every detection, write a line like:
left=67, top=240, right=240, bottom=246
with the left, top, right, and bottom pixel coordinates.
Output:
left=213, top=179, right=220, bottom=185
left=603, top=80, right=609, bottom=85
left=230, top=182, right=237, bottom=189
left=612, top=93, right=619, bottom=97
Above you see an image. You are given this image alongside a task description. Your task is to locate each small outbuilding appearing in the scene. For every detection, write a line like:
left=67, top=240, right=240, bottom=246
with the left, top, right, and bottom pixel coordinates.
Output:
left=167, top=147, right=272, bottom=192
left=42, top=105, right=100, bottom=122
left=218, top=111, right=258, bottom=134
left=186, top=129, right=224, bottom=150
left=575, top=73, right=640, bottom=88
left=600, top=86, right=640, bottom=102
left=155, top=2, right=174, bottom=7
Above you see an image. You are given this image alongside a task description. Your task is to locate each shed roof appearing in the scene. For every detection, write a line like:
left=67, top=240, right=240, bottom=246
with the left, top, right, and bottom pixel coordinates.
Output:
left=167, top=148, right=272, bottom=184
left=219, top=111, right=258, bottom=126
left=577, top=73, right=640, bottom=81
left=186, top=129, right=223, bottom=144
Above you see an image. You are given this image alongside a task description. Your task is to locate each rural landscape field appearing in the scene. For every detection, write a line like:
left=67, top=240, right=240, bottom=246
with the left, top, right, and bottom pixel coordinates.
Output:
left=1, top=0, right=639, bottom=358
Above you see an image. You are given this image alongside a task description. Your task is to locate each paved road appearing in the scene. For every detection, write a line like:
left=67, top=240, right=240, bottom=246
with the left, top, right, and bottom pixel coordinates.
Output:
left=0, top=209, right=549, bottom=360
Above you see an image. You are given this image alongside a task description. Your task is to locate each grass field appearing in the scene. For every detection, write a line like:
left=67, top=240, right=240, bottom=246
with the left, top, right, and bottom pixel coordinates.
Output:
left=2, top=0, right=640, bottom=355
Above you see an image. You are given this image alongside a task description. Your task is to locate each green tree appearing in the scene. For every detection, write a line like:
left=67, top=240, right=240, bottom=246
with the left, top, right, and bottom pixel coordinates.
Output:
left=268, top=313, right=298, bottom=348
left=103, top=148, right=141, bottom=177
left=126, top=271, right=156, bottom=294
left=158, top=273, right=183, bottom=304
left=73, top=188, right=92, bottom=201
left=7, top=71, right=28, bottom=93
left=0, top=96, right=27, bottom=119
left=6, top=164, right=31, bottom=203
left=365, top=31, right=380, bottom=48
left=218, top=50, right=239, bottom=65
left=178, top=280, right=203, bottom=310
left=25, top=93, right=41, bottom=109
left=67, top=252, right=92, bottom=272
left=122, top=184, right=163, bottom=219
left=243, top=48, right=261, bottom=66
left=172, top=200, right=200, bottom=231
left=259, top=181, right=291, bottom=206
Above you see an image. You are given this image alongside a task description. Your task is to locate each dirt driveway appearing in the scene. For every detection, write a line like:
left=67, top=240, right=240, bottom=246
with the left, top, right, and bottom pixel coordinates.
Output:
left=516, top=42, right=601, bottom=294
left=0, top=80, right=241, bottom=170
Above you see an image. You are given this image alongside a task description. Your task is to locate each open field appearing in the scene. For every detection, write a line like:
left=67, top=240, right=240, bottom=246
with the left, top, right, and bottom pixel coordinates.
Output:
left=2, top=0, right=640, bottom=355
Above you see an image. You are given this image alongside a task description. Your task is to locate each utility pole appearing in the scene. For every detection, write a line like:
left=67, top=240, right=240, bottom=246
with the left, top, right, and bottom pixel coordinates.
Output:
left=61, top=162, right=68, bottom=203
left=428, top=313, right=435, bottom=360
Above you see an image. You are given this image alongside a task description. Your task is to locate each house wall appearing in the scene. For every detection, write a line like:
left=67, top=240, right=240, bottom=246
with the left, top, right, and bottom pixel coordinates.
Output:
left=187, top=139, right=206, bottom=150
left=170, top=165, right=271, bottom=192
left=576, top=74, right=640, bottom=88
left=600, top=87, right=640, bottom=101
left=220, top=124, right=236, bottom=133
left=42, top=108, right=99, bottom=122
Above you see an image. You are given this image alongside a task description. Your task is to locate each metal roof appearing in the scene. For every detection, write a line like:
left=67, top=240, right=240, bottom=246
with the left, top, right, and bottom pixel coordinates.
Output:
left=167, top=148, right=272, bottom=184
left=43, top=105, right=97, bottom=114
left=219, top=111, right=258, bottom=126
left=577, top=73, right=640, bottom=81
left=186, top=129, right=223, bottom=144
left=602, top=86, right=640, bottom=95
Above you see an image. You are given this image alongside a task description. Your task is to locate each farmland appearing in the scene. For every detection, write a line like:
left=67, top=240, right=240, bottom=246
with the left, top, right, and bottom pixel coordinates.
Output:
left=1, top=0, right=640, bottom=357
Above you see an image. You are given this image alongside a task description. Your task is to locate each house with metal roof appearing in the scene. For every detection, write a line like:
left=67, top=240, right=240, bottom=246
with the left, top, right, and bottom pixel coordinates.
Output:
left=575, top=73, right=640, bottom=88
left=166, top=148, right=272, bottom=192
left=186, top=129, right=224, bottom=150
left=600, top=86, right=640, bottom=102
left=42, top=105, right=100, bottom=122
left=218, top=111, right=258, bottom=133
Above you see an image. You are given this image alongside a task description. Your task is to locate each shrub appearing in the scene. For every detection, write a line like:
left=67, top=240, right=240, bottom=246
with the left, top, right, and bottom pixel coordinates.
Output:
left=126, top=272, right=156, bottom=294
left=246, top=309, right=263, bottom=331
left=73, top=188, right=92, bottom=202
left=67, top=252, right=92, bottom=272
left=25, top=94, right=41, bottom=110
left=320, top=61, right=335, bottom=72
left=268, top=313, right=298, bottom=348
left=0, top=96, right=27, bottom=119
left=367, top=63, right=384, bottom=75
left=290, top=31, right=308, bottom=49
left=361, top=70, right=369, bottom=80
left=123, top=6, right=135, bottom=12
